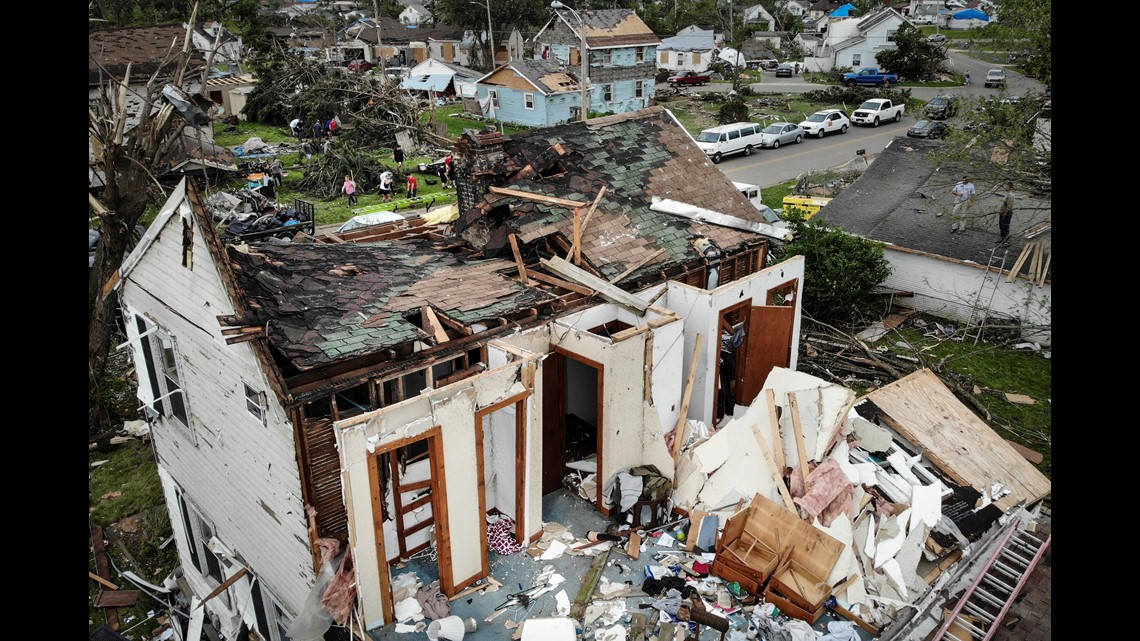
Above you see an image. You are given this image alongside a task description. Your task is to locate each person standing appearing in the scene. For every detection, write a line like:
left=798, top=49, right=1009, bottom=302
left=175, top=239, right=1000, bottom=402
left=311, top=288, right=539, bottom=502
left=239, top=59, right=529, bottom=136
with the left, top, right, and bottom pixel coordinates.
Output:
left=322, top=136, right=333, bottom=154
left=302, top=140, right=314, bottom=161
left=393, top=144, right=404, bottom=168
left=342, top=175, right=358, bottom=206
left=964, top=70, right=971, bottom=86
left=312, top=119, right=324, bottom=140
left=379, top=169, right=394, bottom=202
left=406, top=173, right=418, bottom=199
left=289, top=117, right=302, bottom=142
left=947, top=175, right=976, bottom=233
left=998, top=182, right=1015, bottom=243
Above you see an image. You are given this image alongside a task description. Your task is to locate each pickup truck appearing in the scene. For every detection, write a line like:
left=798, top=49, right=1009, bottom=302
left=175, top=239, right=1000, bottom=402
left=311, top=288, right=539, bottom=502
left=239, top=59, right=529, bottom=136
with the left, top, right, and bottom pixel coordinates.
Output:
left=842, top=67, right=900, bottom=87
left=851, top=98, right=905, bottom=127
left=667, top=70, right=711, bottom=86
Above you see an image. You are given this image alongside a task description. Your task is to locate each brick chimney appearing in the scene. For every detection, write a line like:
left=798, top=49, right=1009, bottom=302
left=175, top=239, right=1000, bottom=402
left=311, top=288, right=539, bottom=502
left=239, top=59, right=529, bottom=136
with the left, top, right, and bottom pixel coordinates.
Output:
left=454, top=125, right=506, bottom=220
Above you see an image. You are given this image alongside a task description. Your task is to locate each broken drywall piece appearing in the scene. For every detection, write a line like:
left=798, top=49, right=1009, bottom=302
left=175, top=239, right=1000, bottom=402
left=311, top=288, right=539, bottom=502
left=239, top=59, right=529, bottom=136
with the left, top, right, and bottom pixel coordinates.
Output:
left=830, top=439, right=861, bottom=484
left=886, top=450, right=923, bottom=486
left=818, top=514, right=856, bottom=587
left=554, top=589, right=571, bottom=616
left=394, top=596, right=424, bottom=622
left=585, top=600, right=627, bottom=627
left=596, top=624, right=628, bottom=641
left=908, top=483, right=942, bottom=534
left=851, top=416, right=892, bottom=452
left=893, top=520, right=930, bottom=600
left=688, top=410, right=778, bottom=510
left=873, top=511, right=909, bottom=569
left=814, top=386, right=856, bottom=461
left=540, top=540, right=568, bottom=560
left=1004, top=392, right=1035, bottom=405
left=879, top=558, right=909, bottom=600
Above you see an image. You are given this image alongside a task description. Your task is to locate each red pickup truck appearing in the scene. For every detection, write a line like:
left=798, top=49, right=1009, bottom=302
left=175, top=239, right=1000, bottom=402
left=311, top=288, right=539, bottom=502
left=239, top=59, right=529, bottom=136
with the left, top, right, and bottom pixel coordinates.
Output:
left=667, top=70, right=711, bottom=86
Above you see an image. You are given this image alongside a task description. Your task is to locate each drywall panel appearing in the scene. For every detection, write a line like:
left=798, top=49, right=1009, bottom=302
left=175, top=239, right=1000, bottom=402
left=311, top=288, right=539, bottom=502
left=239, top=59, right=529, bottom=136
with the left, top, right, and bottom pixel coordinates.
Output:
left=485, top=403, right=518, bottom=517
left=601, top=334, right=653, bottom=491
left=432, top=387, right=483, bottom=586
left=495, top=324, right=551, bottom=356
left=649, top=316, right=684, bottom=444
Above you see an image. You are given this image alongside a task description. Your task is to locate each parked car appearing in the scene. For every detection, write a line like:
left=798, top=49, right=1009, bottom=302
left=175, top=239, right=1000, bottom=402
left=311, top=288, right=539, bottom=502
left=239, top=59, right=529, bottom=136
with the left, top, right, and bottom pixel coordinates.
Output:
left=757, top=122, right=805, bottom=148
left=984, top=69, right=1006, bottom=88
left=347, top=59, right=374, bottom=72
left=851, top=98, right=905, bottom=127
left=798, top=109, right=850, bottom=138
left=775, top=63, right=794, bottom=78
left=923, top=94, right=959, bottom=119
left=907, top=119, right=950, bottom=139
left=926, top=34, right=947, bottom=44
left=694, top=122, right=765, bottom=163
left=756, top=59, right=780, bottom=70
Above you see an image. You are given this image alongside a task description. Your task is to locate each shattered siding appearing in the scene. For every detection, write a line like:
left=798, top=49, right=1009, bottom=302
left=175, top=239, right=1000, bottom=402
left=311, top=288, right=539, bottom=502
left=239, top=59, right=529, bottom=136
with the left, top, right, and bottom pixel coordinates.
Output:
left=118, top=191, right=314, bottom=619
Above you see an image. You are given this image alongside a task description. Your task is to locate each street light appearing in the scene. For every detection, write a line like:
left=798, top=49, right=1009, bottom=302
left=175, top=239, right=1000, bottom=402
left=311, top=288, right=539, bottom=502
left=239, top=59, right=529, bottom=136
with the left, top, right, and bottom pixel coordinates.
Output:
left=470, top=0, right=495, bottom=70
left=551, top=1, right=589, bottom=121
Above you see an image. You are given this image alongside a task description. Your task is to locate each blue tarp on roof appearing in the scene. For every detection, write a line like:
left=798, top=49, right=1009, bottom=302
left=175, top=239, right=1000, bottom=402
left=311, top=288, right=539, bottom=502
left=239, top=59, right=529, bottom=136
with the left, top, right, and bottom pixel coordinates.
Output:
left=952, top=9, right=990, bottom=21
left=831, top=3, right=857, bottom=17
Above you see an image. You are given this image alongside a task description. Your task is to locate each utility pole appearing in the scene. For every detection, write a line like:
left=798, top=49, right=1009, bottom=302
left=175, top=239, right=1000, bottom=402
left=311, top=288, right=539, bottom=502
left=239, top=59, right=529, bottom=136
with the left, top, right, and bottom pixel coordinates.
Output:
left=372, top=0, right=386, bottom=70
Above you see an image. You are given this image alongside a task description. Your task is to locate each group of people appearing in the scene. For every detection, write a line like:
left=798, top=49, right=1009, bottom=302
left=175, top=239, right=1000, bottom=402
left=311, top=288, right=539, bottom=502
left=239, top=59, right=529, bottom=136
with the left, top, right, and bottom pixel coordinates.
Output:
left=944, top=175, right=1016, bottom=242
left=341, top=148, right=449, bottom=206
left=289, top=115, right=340, bottom=143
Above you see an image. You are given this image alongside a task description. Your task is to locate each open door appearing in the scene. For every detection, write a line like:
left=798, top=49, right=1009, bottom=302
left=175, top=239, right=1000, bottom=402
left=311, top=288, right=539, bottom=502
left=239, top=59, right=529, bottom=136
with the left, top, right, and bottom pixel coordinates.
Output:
left=737, top=280, right=798, bottom=406
left=542, top=349, right=604, bottom=511
left=473, top=392, right=529, bottom=586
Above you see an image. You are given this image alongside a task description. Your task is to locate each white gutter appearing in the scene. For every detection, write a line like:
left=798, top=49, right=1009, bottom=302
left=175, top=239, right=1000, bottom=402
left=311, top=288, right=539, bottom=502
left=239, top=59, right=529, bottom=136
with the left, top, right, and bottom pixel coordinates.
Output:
left=649, top=196, right=793, bottom=241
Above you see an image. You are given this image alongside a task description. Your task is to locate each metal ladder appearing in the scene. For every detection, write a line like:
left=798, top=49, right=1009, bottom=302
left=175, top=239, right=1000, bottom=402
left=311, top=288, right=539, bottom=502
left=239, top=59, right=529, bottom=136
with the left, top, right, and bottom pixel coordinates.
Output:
left=933, top=519, right=1051, bottom=641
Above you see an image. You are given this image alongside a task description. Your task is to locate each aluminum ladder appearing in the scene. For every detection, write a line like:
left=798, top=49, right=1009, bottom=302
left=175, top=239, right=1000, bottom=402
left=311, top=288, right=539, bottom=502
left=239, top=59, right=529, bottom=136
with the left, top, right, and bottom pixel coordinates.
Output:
left=933, top=519, right=1050, bottom=641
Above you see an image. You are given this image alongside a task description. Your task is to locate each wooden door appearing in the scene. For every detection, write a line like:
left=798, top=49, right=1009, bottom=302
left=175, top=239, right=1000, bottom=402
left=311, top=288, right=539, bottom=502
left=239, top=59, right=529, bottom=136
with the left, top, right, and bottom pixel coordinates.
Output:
left=738, top=305, right=795, bottom=406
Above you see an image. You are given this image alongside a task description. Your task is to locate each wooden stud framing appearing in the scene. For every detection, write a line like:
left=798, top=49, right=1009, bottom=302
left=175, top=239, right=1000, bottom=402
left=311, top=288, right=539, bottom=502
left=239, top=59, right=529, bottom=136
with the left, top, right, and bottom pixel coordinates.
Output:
left=765, top=389, right=786, bottom=474
left=749, top=419, right=796, bottom=510
left=488, top=186, right=588, bottom=208
left=671, top=334, right=704, bottom=461
left=788, top=392, right=812, bottom=486
left=508, top=234, right=532, bottom=285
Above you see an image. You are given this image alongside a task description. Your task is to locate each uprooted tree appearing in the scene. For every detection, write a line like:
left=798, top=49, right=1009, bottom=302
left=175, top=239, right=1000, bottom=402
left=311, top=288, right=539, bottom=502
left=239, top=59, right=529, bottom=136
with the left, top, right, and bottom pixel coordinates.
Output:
left=88, top=8, right=207, bottom=443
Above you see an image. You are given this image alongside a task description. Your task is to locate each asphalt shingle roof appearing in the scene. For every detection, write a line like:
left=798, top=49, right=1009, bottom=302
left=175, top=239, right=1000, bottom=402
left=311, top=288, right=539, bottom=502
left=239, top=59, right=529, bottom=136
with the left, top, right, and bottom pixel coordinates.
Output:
left=89, top=25, right=207, bottom=86
left=227, top=239, right=556, bottom=370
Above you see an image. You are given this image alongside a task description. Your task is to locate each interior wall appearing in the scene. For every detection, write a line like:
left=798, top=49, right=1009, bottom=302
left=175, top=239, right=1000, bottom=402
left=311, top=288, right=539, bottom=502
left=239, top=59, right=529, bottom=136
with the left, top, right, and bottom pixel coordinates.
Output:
left=334, top=359, right=536, bottom=630
left=663, top=256, right=806, bottom=427
left=484, top=405, right=518, bottom=518
left=565, top=358, right=598, bottom=426
left=646, top=317, right=685, bottom=478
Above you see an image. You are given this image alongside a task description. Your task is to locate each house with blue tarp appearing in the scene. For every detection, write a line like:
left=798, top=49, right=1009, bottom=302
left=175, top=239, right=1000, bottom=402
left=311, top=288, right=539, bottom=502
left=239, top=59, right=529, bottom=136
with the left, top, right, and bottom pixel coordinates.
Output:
left=947, top=8, right=990, bottom=29
left=830, top=3, right=857, bottom=17
left=474, top=58, right=582, bottom=127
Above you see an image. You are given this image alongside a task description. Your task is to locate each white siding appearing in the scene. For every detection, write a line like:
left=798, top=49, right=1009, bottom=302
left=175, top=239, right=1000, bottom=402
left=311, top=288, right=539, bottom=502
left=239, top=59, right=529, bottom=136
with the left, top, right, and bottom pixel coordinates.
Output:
left=881, top=250, right=1051, bottom=346
left=119, top=190, right=314, bottom=619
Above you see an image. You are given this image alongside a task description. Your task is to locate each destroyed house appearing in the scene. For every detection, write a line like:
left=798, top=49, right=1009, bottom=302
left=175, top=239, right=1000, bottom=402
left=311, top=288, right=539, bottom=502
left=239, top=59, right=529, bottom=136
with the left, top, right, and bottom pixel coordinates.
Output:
left=115, top=105, right=807, bottom=638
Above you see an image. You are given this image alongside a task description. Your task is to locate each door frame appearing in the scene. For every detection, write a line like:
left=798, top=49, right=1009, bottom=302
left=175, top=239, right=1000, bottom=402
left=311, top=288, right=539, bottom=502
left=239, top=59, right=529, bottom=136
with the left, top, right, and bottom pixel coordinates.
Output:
left=550, top=347, right=606, bottom=513
left=472, top=391, right=530, bottom=587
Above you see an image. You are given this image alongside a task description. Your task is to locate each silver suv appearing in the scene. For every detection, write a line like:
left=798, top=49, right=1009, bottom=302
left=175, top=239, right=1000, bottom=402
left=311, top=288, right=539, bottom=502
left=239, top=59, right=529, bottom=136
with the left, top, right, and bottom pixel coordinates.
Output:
left=984, top=69, right=1006, bottom=88
left=798, top=109, right=851, bottom=138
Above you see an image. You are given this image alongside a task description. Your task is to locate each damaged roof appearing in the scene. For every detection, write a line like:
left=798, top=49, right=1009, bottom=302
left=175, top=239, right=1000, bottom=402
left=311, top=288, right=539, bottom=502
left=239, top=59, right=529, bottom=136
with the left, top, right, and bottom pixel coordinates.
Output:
left=455, top=106, right=770, bottom=282
left=226, top=239, right=558, bottom=370
left=552, top=9, right=661, bottom=47
left=479, top=58, right=581, bottom=94
left=89, top=24, right=207, bottom=86
left=816, top=136, right=1051, bottom=273
left=158, top=132, right=239, bottom=176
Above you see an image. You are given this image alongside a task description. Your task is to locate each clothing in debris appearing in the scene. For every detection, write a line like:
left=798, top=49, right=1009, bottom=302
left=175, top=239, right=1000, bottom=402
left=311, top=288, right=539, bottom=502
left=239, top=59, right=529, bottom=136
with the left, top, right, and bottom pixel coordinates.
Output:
left=818, top=621, right=860, bottom=641
left=415, top=583, right=451, bottom=620
left=487, top=514, right=524, bottom=555
left=641, top=576, right=693, bottom=597
left=604, top=472, right=643, bottom=513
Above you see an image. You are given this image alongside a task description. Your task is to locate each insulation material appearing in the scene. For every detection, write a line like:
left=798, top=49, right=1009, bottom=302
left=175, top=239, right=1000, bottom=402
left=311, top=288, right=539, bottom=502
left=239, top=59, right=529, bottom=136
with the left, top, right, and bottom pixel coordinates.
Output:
left=851, top=416, right=893, bottom=452
left=793, top=458, right=853, bottom=520
left=321, top=548, right=357, bottom=625
left=818, top=484, right=855, bottom=528
left=830, top=439, right=861, bottom=484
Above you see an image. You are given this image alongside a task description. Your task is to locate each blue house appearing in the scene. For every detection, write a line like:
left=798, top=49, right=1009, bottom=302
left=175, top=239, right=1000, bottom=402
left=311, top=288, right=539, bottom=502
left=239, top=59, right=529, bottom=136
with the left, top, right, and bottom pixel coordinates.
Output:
left=474, top=58, right=583, bottom=127
left=532, top=7, right=660, bottom=121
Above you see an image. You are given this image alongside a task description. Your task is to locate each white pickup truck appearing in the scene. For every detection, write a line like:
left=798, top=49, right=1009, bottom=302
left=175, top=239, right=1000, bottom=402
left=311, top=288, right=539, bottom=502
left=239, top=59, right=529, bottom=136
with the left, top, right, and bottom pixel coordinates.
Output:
left=851, top=98, right=905, bottom=127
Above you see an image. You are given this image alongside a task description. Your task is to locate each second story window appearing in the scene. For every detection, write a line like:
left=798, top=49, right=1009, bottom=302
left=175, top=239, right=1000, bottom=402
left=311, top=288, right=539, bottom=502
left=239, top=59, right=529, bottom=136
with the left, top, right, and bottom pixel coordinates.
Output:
left=603, top=83, right=612, bottom=102
left=636, top=47, right=644, bottom=63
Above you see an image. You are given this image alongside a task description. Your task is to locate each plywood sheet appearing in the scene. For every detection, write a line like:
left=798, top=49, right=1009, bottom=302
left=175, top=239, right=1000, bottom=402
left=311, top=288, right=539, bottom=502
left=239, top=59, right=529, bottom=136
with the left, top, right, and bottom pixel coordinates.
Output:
left=861, top=369, right=1050, bottom=512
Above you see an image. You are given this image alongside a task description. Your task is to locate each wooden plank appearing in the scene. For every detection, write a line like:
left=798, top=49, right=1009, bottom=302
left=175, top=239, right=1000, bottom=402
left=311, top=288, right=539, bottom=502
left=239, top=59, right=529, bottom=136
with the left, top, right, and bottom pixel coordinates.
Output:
left=765, top=389, right=786, bottom=474
left=571, top=547, right=610, bottom=620
left=787, top=392, right=812, bottom=485
left=507, top=234, right=532, bottom=285
left=197, top=566, right=250, bottom=610
left=89, top=571, right=119, bottom=591
left=749, top=420, right=796, bottom=510
left=671, top=334, right=704, bottom=460
left=525, top=269, right=594, bottom=295
left=607, top=249, right=666, bottom=285
left=1037, top=249, right=1051, bottom=286
left=572, top=208, right=582, bottom=265
left=567, top=187, right=607, bottom=261
left=627, top=531, right=642, bottom=560
left=832, top=603, right=881, bottom=636
left=91, top=525, right=120, bottom=630
left=1004, top=439, right=1044, bottom=465
left=399, top=479, right=433, bottom=492
left=421, top=306, right=450, bottom=344
left=1005, top=242, right=1033, bottom=282
left=541, top=256, right=648, bottom=313
left=488, top=186, right=587, bottom=208
left=95, top=589, right=141, bottom=608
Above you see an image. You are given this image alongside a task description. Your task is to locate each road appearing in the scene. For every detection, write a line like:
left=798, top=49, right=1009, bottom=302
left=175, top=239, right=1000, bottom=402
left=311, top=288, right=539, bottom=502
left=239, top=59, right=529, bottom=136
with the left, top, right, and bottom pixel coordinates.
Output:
left=662, top=51, right=1046, bottom=190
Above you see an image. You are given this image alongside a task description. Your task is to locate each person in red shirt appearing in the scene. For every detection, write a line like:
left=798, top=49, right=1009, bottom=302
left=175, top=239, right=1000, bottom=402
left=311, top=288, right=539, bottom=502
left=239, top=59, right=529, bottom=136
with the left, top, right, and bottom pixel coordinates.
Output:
left=406, top=174, right=418, bottom=199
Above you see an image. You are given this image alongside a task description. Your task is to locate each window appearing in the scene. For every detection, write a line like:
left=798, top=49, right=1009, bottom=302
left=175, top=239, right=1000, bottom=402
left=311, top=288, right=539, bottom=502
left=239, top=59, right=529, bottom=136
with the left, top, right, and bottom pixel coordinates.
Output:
left=176, top=489, right=227, bottom=591
left=887, top=29, right=897, bottom=42
left=693, top=51, right=702, bottom=64
left=852, top=53, right=862, bottom=66
left=524, top=92, right=535, bottom=110
left=636, top=47, right=644, bottom=63
left=601, top=49, right=612, bottom=65
left=634, top=80, right=644, bottom=98
left=659, top=51, right=668, bottom=64
left=603, top=83, right=612, bottom=102
left=135, top=315, right=194, bottom=440
left=488, top=89, right=499, bottom=108
left=728, top=129, right=741, bottom=140
left=245, top=383, right=267, bottom=425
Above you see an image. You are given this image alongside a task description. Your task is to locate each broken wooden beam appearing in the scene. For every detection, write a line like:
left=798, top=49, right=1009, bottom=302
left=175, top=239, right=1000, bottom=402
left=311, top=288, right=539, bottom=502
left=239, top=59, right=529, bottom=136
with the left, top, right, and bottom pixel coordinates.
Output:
left=421, top=306, right=450, bottom=344
left=508, top=234, right=532, bottom=285
left=488, top=186, right=588, bottom=208
left=525, top=269, right=594, bottom=295
left=749, top=420, right=796, bottom=510
left=608, top=249, right=666, bottom=285
left=671, top=334, right=704, bottom=461
left=89, top=571, right=119, bottom=591
left=765, top=389, right=786, bottom=474
left=541, top=256, right=648, bottom=313
left=570, top=547, right=610, bottom=620
left=566, top=186, right=607, bottom=262
left=787, top=392, right=812, bottom=486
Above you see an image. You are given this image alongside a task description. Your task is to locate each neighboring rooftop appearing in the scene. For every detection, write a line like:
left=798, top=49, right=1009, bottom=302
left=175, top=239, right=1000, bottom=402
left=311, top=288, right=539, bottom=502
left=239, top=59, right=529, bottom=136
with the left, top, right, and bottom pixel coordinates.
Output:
left=89, top=24, right=207, bottom=86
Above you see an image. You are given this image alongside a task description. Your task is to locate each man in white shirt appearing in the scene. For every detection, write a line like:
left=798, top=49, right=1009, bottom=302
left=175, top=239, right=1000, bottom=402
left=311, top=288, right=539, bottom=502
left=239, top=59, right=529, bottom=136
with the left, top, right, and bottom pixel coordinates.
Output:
left=948, top=175, right=976, bottom=233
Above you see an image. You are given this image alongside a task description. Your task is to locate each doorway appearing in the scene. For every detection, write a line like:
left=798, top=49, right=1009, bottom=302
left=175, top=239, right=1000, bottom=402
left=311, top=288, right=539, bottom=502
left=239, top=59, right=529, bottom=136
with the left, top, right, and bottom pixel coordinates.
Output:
left=714, top=282, right=798, bottom=423
left=473, top=392, right=529, bottom=583
left=541, top=349, right=604, bottom=511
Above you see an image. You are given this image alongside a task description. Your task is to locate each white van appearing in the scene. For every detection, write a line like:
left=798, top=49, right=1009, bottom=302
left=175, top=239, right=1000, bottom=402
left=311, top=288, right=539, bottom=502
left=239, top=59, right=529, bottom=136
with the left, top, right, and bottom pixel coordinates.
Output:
left=733, top=181, right=787, bottom=231
left=695, top=122, right=764, bottom=164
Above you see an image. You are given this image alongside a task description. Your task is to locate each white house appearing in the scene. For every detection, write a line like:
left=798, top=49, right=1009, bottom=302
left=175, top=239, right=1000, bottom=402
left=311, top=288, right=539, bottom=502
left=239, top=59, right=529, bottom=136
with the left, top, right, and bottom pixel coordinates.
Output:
left=399, top=1, right=433, bottom=26
left=657, top=27, right=716, bottom=73
left=779, top=0, right=812, bottom=18
left=801, top=7, right=908, bottom=72
left=742, top=4, right=776, bottom=30
left=115, top=107, right=806, bottom=639
left=401, top=57, right=481, bottom=99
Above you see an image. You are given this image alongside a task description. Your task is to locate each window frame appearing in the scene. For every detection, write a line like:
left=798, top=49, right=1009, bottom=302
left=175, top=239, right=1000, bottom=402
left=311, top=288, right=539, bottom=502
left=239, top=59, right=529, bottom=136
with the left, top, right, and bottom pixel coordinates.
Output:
left=851, top=53, right=862, bottom=66
left=634, top=80, right=644, bottom=98
left=602, top=83, right=612, bottom=102
left=245, top=382, right=268, bottom=425
left=135, top=315, right=195, bottom=443
left=488, top=88, right=500, bottom=108
left=635, top=47, right=644, bottom=63
left=524, top=92, right=535, bottom=110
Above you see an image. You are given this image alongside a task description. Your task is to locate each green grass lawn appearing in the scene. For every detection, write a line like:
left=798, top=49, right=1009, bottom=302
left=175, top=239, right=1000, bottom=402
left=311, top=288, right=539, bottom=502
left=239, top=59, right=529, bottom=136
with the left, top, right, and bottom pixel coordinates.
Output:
left=426, top=104, right=529, bottom=138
